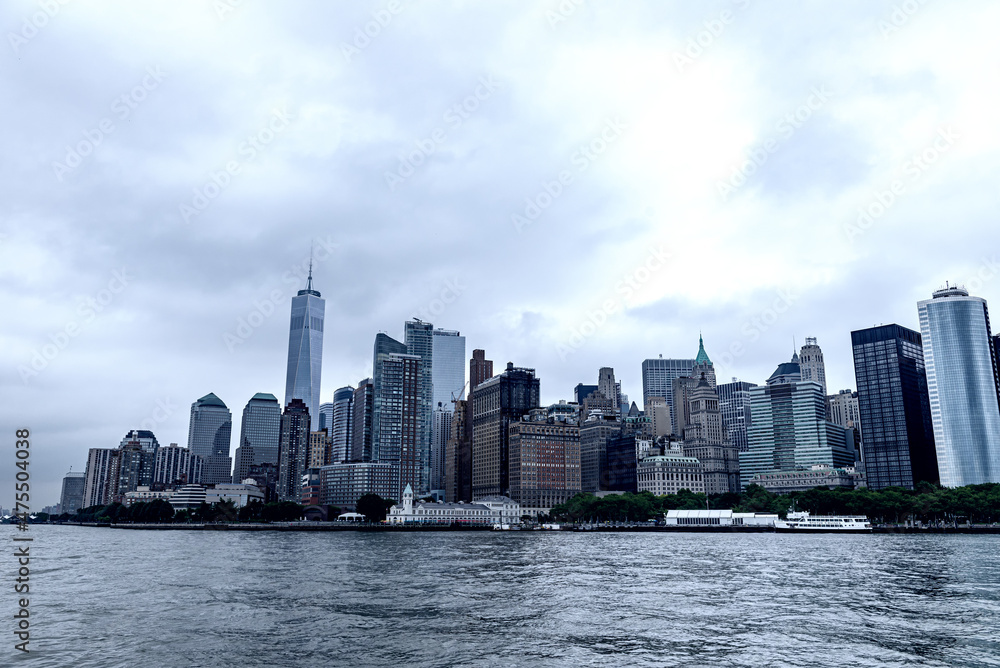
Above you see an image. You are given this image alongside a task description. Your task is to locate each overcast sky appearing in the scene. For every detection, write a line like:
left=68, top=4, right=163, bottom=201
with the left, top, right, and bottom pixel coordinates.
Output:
left=3, top=0, right=999, bottom=506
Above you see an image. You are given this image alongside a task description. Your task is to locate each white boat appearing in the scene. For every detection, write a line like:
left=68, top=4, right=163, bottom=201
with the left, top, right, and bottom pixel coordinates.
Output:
left=774, top=511, right=872, bottom=533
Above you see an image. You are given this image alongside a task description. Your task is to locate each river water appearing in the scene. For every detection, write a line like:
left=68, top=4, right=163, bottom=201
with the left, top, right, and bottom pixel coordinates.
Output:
left=7, top=526, right=1000, bottom=667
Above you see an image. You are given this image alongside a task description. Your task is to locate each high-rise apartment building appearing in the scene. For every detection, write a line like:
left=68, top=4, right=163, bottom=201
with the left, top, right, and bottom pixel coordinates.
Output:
left=60, top=471, right=86, bottom=514
left=472, top=362, right=540, bottom=499
left=508, top=410, right=581, bottom=516
left=351, top=379, right=374, bottom=462
left=404, top=320, right=435, bottom=494
left=716, top=379, right=757, bottom=453
left=318, top=402, right=334, bottom=434
left=641, top=356, right=695, bottom=437
left=308, top=430, right=330, bottom=469
left=329, top=386, right=354, bottom=464
left=83, top=448, right=119, bottom=508
left=284, top=263, right=325, bottom=431
left=232, top=393, right=281, bottom=484
left=851, top=324, right=937, bottom=490
left=799, top=337, right=827, bottom=396
left=918, top=285, right=1000, bottom=486
left=445, top=399, right=467, bottom=502
left=155, top=444, right=203, bottom=486
left=116, top=430, right=160, bottom=501
left=455, top=349, right=494, bottom=502
left=277, top=399, right=311, bottom=502
left=431, top=403, right=452, bottom=497
left=187, top=393, right=233, bottom=485
left=378, top=352, right=423, bottom=499
left=371, top=333, right=407, bottom=461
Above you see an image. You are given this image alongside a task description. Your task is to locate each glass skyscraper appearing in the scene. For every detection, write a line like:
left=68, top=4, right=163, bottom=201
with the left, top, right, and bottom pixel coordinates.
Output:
left=232, top=393, right=281, bottom=483
left=330, top=386, right=354, bottom=464
left=405, top=320, right=435, bottom=495
left=851, top=324, right=937, bottom=490
left=641, top=357, right=695, bottom=435
left=187, top=394, right=232, bottom=484
left=716, top=379, right=757, bottom=453
left=371, top=332, right=407, bottom=461
left=431, top=328, right=466, bottom=410
left=918, top=285, right=1000, bottom=486
left=284, top=264, right=325, bottom=431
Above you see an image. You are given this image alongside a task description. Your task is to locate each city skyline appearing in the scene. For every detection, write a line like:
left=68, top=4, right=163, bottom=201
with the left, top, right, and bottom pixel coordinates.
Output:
left=5, top=2, right=1000, bottom=506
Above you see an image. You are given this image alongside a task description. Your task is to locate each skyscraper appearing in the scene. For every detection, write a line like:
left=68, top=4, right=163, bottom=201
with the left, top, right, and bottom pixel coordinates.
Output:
left=828, top=390, right=862, bottom=434
left=115, top=430, right=160, bottom=501
left=284, top=262, right=325, bottom=431
left=83, top=448, right=119, bottom=508
left=378, top=352, right=423, bottom=498
left=739, top=358, right=855, bottom=488
left=598, top=367, right=619, bottom=411
left=232, top=393, right=281, bottom=484
left=508, top=409, right=581, bottom=516
left=455, top=349, right=493, bottom=502
left=716, top=378, right=757, bottom=453
left=318, top=402, right=334, bottom=433
left=580, top=414, right=621, bottom=492
left=431, top=328, right=467, bottom=410
left=371, top=333, right=407, bottom=460
left=851, top=324, right=937, bottom=490
left=277, top=398, right=311, bottom=502
left=682, top=374, right=740, bottom=494
left=155, top=444, right=203, bottom=486
left=918, top=285, right=1000, bottom=486
left=60, top=471, right=86, bottom=514
left=692, top=334, right=716, bottom=388
left=799, top=337, right=827, bottom=396
left=351, top=379, right=374, bottom=462
left=329, top=386, right=354, bottom=464
left=472, top=362, right=540, bottom=499
left=187, top=393, right=233, bottom=485
left=405, top=320, right=435, bottom=494
left=641, top=356, right=695, bottom=436
left=431, top=403, right=452, bottom=497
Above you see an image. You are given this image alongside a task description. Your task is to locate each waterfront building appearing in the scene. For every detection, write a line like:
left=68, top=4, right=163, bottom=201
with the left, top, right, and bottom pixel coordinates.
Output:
left=717, top=379, right=757, bottom=453
left=574, top=383, right=598, bottom=405
left=169, top=484, right=207, bottom=511
left=277, top=398, right=311, bottom=502
left=431, top=403, right=452, bottom=498
left=386, top=484, right=520, bottom=525
left=83, top=448, right=119, bottom=507
left=319, top=461, right=396, bottom=511
left=115, top=430, right=160, bottom=501
left=405, top=320, right=435, bottom=494
left=351, top=379, right=374, bottom=462
left=60, top=471, right=86, bottom=514
left=749, top=465, right=865, bottom=494
left=208, top=483, right=265, bottom=508
left=508, top=411, right=581, bottom=516
left=471, top=362, right=541, bottom=498
left=664, top=509, right=778, bottom=526
left=231, top=393, right=281, bottom=484
left=641, top=356, right=695, bottom=435
left=918, top=285, right=1000, bottom=486
left=329, top=386, right=354, bottom=464
left=799, top=337, right=828, bottom=396
left=301, top=468, right=322, bottom=506
left=580, top=414, right=621, bottom=492
left=284, top=263, right=325, bottom=431
left=371, top=333, right=407, bottom=460
left=123, top=486, right=175, bottom=506
left=636, top=454, right=705, bottom=495
left=738, top=357, right=856, bottom=488
left=154, top=444, right=203, bottom=486
left=682, top=375, right=740, bottom=494
left=247, top=463, right=279, bottom=503
left=377, top=352, right=423, bottom=498
left=308, top=430, right=329, bottom=469
left=187, top=393, right=232, bottom=485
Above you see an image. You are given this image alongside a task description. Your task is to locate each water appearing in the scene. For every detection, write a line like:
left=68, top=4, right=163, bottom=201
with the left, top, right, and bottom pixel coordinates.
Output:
left=8, top=526, right=1000, bottom=667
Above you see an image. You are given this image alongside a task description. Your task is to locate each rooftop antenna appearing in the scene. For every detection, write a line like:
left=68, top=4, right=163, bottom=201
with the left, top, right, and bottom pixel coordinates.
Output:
left=306, top=242, right=314, bottom=291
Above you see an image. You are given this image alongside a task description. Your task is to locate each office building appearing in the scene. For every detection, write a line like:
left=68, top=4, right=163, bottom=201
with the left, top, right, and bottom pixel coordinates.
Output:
left=60, top=471, right=86, bottom=515
left=431, top=403, right=452, bottom=498
left=277, top=398, right=311, bottom=502
left=318, top=402, right=334, bottom=433
left=232, top=393, right=281, bottom=484
left=329, top=386, right=354, bottom=464
left=828, top=390, right=862, bottom=434
left=574, top=383, right=598, bottom=405
left=319, top=461, right=396, bottom=511
left=472, top=362, right=540, bottom=498
left=641, top=356, right=695, bottom=437
left=455, top=349, right=494, bottom=502
left=717, top=379, right=756, bottom=453
left=637, top=453, right=705, bottom=495
left=154, top=444, right=203, bottom=486
left=799, top=337, right=827, bottom=396
left=682, top=375, right=740, bottom=494
left=918, top=285, right=1000, bottom=486
left=431, top=328, right=467, bottom=410
left=646, top=396, right=670, bottom=439
left=351, top=379, right=374, bottom=462
left=598, top=367, right=620, bottom=411
left=579, top=414, right=620, bottom=492
left=187, top=393, right=232, bottom=485
left=749, top=465, right=865, bottom=494
left=308, top=430, right=330, bottom=469
left=284, top=262, right=325, bottom=431
left=604, top=433, right=653, bottom=492
left=445, top=400, right=467, bottom=502
left=692, top=334, right=716, bottom=388
left=508, top=408, right=581, bottom=516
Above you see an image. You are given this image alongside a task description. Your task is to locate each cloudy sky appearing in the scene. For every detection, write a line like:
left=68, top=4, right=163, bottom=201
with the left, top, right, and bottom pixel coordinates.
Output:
left=3, top=0, right=999, bottom=506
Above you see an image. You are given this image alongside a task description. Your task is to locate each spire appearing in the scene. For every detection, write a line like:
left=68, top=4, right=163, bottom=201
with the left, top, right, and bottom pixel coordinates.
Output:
left=694, top=332, right=712, bottom=365
left=297, top=245, right=321, bottom=298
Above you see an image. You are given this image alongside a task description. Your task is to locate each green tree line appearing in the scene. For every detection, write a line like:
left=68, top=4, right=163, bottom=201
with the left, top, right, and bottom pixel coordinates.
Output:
left=549, top=483, right=1000, bottom=524
left=62, top=499, right=305, bottom=524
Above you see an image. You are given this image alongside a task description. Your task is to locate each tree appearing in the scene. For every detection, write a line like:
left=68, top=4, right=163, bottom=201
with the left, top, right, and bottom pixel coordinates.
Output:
left=356, top=494, right=391, bottom=523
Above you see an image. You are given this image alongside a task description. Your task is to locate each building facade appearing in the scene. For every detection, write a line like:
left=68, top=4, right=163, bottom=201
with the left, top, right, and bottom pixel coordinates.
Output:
left=277, top=398, right=311, bottom=502
left=404, top=320, right=435, bottom=495
left=799, top=337, right=828, bottom=396
left=387, top=484, right=520, bottom=524
left=351, top=379, right=374, bottom=462
left=329, top=386, right=354, bottom=464
left=378, top=352, right=423, bottom=499
left=154, top=444, right=203, bottom=486
left=682, top=375, right=740, bottom=494
left=749, top=465, right=865, bottom=494
left=716, top=379, right=757, bottom=453
left=319, top=461, right=396, bottom=511
left=232, top=393, right=281, bottom=484
left=637, top=454, right=705, bottom=496
left=508, top=413, right=581, bottom=516
left=918, top=285, right=1000, bottom=486
left=284, top=265, right=325, bottom=431
left=580, top=415, right=621, bottom=492
left=187, top=393, right=232, bottom=485
left=371, top=333, right=407, bottom=461
left=641, top=357, right=695, bottom=436
left=60, top=471, right=86, bottom=514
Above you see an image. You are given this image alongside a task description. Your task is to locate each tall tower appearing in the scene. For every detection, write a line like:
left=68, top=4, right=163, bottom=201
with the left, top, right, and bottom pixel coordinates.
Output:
left=371, top=333, right=407, bottom=460
left=277, top=399, right=311, bottom=502
left=693, top=333, right=716, bottom=388
left=799, top=337, right=827, bottom=396
left=641, top=357, right=696, bottom=437
left=187, top=394, right=232, bottom=485
left=404, top=320, right=434, bottom=494
left=232, top=392, right=281, bottom=483
left=918, top=285, right=1000, bottom=486
left=284, top=260, right=325, bottom=431
left=377, top=352, right=423, bottom=499
left=598, top=367, right=619, bottom=411
left=351, top=379, right=374, bottom=462
left=682, top=374, right=739, bottom=494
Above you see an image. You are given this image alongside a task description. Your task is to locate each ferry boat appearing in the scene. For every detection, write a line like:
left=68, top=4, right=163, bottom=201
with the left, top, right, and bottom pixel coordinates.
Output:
left=774, top=511, right=872, bottom=533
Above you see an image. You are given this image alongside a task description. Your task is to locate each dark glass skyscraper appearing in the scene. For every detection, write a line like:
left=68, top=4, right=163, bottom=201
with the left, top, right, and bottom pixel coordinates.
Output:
left=371, top=333, right=407, bottom=460
left=641, top=357, right=695, bottom=436
left=716, top=379, right=757, bottom=453
left=277, top=399, right=311, bottom=502
left=377, top=353, right=422, bottom=499
left=284, top=263, right=325, bottom=431
left=351, top=379, right=374, bottom=462
left=330, top=386, right=354, bottom=464
left=232, top=393, right=281, bottom=484
left=851, top=324, right=938, bottom=490
left=405, top=320, right=434, bottom=494
left=187, top=394, right=232, bottom=484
